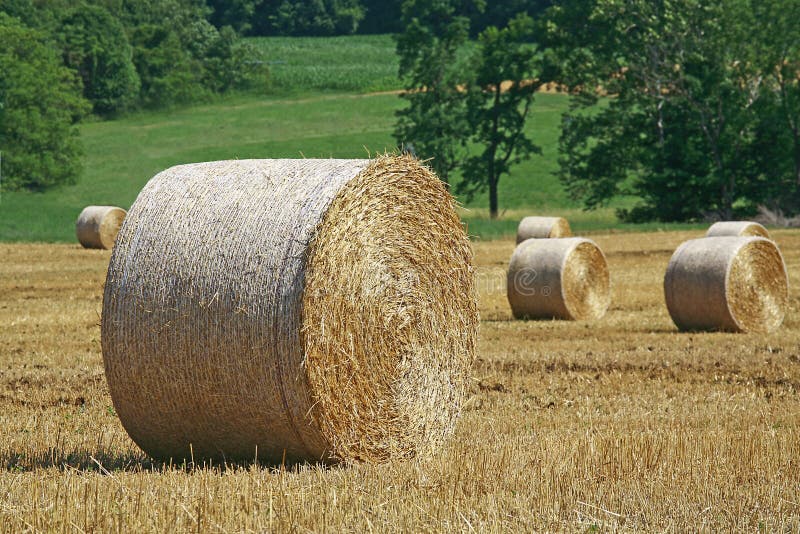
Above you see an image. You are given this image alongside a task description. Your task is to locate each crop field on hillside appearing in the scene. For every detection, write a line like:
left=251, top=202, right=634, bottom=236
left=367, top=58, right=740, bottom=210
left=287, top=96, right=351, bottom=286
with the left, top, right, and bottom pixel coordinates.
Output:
left=0, top=230, right=798, bottom=531
left=247, top=34, right=400, bottom=93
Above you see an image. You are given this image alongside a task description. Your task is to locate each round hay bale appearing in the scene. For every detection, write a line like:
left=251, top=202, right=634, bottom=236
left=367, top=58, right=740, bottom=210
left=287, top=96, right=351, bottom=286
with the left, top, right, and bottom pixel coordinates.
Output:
left=664, top=236, right=788, bottom=333
left=706, top=221, right=770, bottom=238
left=101, top=156, right=478, bottom=464
left=75, top=206, right=127, bottom=249
left=507, top=237, right=610, bottom=321
left=516, top=216, right=572, bottom=244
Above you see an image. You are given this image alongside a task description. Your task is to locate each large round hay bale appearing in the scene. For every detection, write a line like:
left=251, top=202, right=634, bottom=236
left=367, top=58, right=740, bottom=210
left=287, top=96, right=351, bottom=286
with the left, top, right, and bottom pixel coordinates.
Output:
left=516, top=216, right=572, bottom=244
left=664, top=236, right=788, bottom=333
left=507, top=237, right=610, bottom=321
left=706, top=221, right=770, bottom=238
left=101, top=156, right=478, bottom=464
left=75, top=206, right=127, bottom=249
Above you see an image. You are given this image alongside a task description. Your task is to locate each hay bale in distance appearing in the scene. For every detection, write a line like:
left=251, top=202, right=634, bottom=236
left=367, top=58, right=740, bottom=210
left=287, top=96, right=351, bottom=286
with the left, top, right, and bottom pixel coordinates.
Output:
left=706, top=221, right=770, bottom=239
left=75, top=206, right=127, bottom=249
left=507, top=237, right=610, bottom=321
left=101, top=156, right=478, bottom=464
left=516, top=216, right=572, bottom=244
left=664, top=236, right=788, bottom=333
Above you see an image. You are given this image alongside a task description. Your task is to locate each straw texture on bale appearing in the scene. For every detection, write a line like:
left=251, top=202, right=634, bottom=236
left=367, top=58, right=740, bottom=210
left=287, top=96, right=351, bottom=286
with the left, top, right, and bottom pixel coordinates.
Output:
left=101, top=156, right=478, bottom=464
left=75, top=206, right=127, bottom=249
left=664, top=236, right=788, bottom=333
left=706, top=221, right=770, bottom=239
left=516, top=216, right=572, bottom=244
left=507, top=237, right=610, bottom=321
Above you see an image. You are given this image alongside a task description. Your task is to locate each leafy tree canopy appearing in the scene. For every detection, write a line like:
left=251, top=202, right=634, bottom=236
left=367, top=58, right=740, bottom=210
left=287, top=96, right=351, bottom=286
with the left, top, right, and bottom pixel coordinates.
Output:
left=59, top=3, right=141, bottom=115
left=545, top=0, right=800, bottom=221
left=459, top=14, right=542, bottom=218
left=0, top=13, right=89, bottom=191
left=394, top=0, right=479, bottom=184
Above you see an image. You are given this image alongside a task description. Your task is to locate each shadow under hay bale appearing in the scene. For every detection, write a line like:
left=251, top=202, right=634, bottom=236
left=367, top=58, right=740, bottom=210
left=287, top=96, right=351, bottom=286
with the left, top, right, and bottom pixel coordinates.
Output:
left=101, top=156, right=478, bottom=465
left=664, top=236, right=788, bottom=333
left=507, top=237, right=610, bottom=321
left=75, top=206, right=127, bottom=249
left=706, top=221, right=770, bottom=239
left=516, top=216, right=572, bottom=244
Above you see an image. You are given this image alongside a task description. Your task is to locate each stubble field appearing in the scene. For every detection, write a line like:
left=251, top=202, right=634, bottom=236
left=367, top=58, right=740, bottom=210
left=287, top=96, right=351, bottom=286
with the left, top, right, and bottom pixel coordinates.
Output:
left=0, top=230, right=798, bottom=532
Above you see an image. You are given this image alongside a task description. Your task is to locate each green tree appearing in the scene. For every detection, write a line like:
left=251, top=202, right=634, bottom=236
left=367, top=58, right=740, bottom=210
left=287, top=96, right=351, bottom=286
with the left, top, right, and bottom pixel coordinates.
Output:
left=269, top=0, right=364, bottom=36
left=128, top=21, right=205, bottom=106
left=469, top=0, right=550, bottom=36
left=59, top=4, right=140, bottom=115
left=206, top=0, right=257, bottom=33
left=750, top=0, right=800, bottom=213
left=546, top=0, right=782, bottom=222
left=0, top=13, right=88, bottom=191
left=120, top=0, right=265, bottom=107
left=360, top=0, right=403, bottom=34
left=394, top=0, right=477, bottom=184
left=0, top=0, right=58, bottom=29
left=458, top=14, right=542, bottom=218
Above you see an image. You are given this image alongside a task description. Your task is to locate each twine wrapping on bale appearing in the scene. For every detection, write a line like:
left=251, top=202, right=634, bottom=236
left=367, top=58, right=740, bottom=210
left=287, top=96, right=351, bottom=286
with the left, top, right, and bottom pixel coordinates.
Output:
left=706, top=221, right=770, bottom=239
left=507, top=237, right=610, bottom=321
left=101, top=156, right=478, bottom=464
left=664, top=236, right=788, bottom=333
left=75, top=206, right=127, bottom=249
left=516, top=216, right=572, bottom=244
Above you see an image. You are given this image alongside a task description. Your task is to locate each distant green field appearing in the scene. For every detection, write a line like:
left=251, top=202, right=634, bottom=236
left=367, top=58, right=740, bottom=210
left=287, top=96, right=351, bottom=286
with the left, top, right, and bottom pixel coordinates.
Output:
left=247, top=34, right=401, bottom=93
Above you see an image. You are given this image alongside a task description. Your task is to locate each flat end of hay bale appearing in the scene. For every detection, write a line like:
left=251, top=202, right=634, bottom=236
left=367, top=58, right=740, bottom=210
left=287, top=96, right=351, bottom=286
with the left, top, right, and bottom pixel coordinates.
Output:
left=726, top=237, right=788, bottom=333
left=302, top=155, right=478, bottom=462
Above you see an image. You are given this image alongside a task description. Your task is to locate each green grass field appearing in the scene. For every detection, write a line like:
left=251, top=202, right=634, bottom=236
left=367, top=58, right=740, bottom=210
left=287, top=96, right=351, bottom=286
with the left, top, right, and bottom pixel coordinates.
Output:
left=248, top=34, right=401, bottom=93
left=0, top=35, right=704, bottom=242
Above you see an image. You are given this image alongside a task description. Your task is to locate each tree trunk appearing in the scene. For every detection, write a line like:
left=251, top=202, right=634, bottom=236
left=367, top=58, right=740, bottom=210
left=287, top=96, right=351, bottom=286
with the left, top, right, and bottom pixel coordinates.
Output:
left=721, top=181, right=734, bottom=220
left=793, top=129, right=800, bottom=186
left=489, top=178, right=498, bottom=219
left=488, top=84, right=502, bottom=220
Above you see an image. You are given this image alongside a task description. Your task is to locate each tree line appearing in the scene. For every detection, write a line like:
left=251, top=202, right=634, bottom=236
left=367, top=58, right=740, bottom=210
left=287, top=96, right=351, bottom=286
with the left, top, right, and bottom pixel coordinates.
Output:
left=395, top=0, right=800, bottom=221
left=206, top=0, right=550, bottom=36
left=1, top=0, right=267, bottom=190
left=2, top=0, right=799, bottom=223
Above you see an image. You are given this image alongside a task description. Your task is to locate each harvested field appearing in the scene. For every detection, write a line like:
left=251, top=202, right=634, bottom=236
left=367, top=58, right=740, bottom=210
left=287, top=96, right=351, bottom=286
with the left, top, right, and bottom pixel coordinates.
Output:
left=0, top=230, right=799, bottom=531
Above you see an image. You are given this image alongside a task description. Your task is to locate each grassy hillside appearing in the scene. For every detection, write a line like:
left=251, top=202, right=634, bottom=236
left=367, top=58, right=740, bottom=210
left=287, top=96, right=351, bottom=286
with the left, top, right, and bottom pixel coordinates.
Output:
left=0, top=90, right=596, bottom=242
left=0, top=35, right=703, bottom=242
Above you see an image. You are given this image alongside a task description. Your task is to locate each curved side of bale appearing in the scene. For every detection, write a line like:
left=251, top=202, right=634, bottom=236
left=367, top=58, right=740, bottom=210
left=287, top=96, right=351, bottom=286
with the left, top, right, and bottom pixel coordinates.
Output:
left=516, top=216, right=572, bottom=244
left=664, top=236, right=788, bottom=333
left=507, top=237, right=610, bottom=321
left=706, top=221, right=770, bottom=239
left=101, top=156, right=478, bottom=465
left=75, top=206, right=127, bottom=249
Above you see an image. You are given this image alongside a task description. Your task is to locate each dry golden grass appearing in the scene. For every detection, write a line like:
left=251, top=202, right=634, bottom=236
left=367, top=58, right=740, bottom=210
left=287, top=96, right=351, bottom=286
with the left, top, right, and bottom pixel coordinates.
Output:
left=1, top=230, right=799, bottom=532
